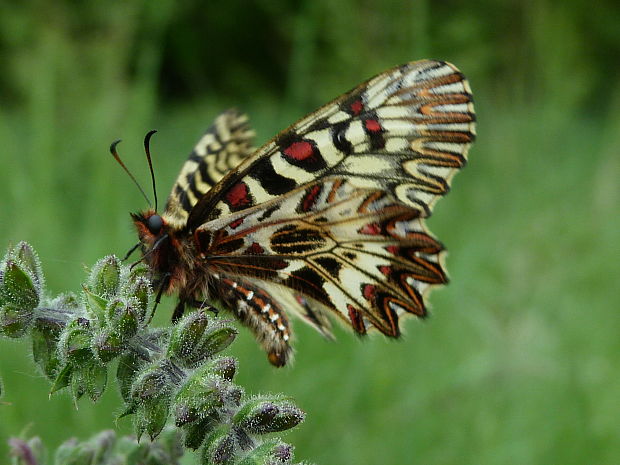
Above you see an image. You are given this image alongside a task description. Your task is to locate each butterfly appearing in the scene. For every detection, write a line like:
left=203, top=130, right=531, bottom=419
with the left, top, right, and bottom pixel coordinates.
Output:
left=128, top=60, right=476, bottom=366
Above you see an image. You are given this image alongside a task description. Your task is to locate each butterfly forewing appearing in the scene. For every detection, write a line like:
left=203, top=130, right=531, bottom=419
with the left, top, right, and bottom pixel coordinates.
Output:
left=185, top=60, right=475, bottom=231
left=149, top=59, right=475, bottom=365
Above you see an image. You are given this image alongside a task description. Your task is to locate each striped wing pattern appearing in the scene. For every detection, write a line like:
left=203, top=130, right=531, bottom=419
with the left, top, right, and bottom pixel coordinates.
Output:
left=162, top=60, right=475, bottom=364
left=164, top=109, right=255, bottom=227
left=186, top=60, right=475, bottom=231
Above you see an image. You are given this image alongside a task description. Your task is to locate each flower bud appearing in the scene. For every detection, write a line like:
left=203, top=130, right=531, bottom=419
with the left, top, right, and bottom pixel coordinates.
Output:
left=234, top=397, right=305, bottom=434
left=122, top=276, right=151, bottom=320
left=236, top=440, right=293, bottom=465
left=205, top=356, right=237, bottom=381
left=0, top=303, right=34, bottom=338
left=116, top=352, right=144, bottom=403
left=88, top=256, right=121, bottom=299
left=84, top=361, right=108, bottom=402
left=60, top=319, right=93, bottom=365
left=131, top=364, right=170, bottom=402
left=173, top=375, right=224, bottom=427
left=14, top=241, right=44, bottom=291
left=201, top=426, right=235, bottom=465
left=183, top=415, right=217, bottom=450
left=0, top=259, right=39, bottom=337
left=137, top=396, right=170, bottom=441
left=167, top=313, right=237, bottom=368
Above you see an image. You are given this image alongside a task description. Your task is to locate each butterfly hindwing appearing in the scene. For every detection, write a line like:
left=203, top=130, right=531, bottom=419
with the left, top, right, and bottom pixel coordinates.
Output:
left=164, top=109, right=255, bottom=227
left=199, top=178, right=447, bottom=340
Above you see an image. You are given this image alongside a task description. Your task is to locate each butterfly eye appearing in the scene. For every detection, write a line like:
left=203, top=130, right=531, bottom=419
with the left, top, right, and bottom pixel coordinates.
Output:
left=147, top=214, right=163, bottom=234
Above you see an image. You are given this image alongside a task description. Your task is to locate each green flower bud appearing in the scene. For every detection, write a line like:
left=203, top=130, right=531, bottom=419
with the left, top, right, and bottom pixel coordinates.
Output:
left=50, top=363, right=73, bottom=395
left=110, top=301, right=139, bottom=340
left=60, top=318, right=93, bottom=365
left=124, top=278, right=151, bottom=323
left=201, top=426, right=235, bottom=465
left=89, top=256, right=121, bottom=299
left=84, top=361, right=108, bottom=402
left=183, top=415, right=218, bottom=450
left=205, top=356, right=237, bottom=381
left=116, top=352, right=145, bottom=403
left=234, top=397, right=305, bottom=434
left=131, top=364, right=170, bottom=402
left=0, top=259, right=38, bottom=337
left=83, top=287, right=109, bottom=323
left=167, top=310, right=209, bottom=364
left=168, top=313, right=237, bottom=368
left=15, top=241, right=44, bottom=291
left=93, top=330, right=123, bottom=363
left=173, top=375, right=224, bottom=426
left=137, top=396, right=170, bottom=441
left=54, top=438, right=81, bottom=464
left=0, top=258, right=39, bottom=308
left=236, top=440, right=293, bottom=465
left=0, top=302, right=34, bottom=338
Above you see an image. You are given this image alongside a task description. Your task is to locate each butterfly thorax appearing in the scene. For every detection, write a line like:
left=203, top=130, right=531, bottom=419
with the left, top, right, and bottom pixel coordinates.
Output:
left=131, top=210, right=206, bottom=299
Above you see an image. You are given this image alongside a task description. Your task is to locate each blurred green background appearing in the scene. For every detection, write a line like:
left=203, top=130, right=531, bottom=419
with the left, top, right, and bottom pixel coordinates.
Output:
left=1, top=1, right=619, bottom=464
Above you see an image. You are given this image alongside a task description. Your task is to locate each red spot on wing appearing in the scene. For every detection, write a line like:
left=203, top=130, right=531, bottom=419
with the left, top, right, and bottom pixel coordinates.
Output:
left=229, top=218, right=244, bottom=229
left=379, top=265, right=392, bottom=276
left=245, top=242, right=265, bottom=255
left=350, top=99, right=363, bottom=115
left=301, top=185, right=322, bottom=212
left=359, top=222, right=382, bottom=235
left=226, top=182, right=252, bottom=209
left=385, top=245, right=399, bottom=255
left=364, top=119, right=382, bottom=132
left=283, top=141, right=315, bottom=161
left=347, top=304, right=367, bottom=334
left=362, top=284, right=376, bottom=301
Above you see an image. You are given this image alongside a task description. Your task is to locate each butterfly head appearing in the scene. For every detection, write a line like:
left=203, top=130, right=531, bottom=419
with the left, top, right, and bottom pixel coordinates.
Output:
left=132, top=210, right=167, bottom=247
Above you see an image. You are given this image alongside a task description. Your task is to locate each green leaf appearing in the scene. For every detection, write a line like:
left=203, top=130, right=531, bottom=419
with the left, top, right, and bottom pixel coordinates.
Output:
left=50, top=363, right=73, bottom=395
left=31, top=318, right=63, bottom=379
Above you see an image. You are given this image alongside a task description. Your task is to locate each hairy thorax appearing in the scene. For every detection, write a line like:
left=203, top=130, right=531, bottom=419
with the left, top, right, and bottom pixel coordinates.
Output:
left=132, top=210, right=210, bottom=301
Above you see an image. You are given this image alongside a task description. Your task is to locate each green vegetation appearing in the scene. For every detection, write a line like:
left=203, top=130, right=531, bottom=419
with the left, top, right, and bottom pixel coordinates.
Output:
left=1, top=1, right=618, bottom=464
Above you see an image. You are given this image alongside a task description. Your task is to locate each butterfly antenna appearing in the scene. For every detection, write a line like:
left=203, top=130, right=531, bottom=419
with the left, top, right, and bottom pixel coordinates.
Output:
left=144, top=130, right=158, bottom=212
left=110, top=140, right=152, bottom=208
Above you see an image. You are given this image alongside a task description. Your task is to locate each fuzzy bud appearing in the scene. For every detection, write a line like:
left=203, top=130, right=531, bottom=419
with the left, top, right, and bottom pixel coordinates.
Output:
left=236, top=440, right=294, bottom=465
left=168, top=312, right=237, bottom=368
left=0, top=259, right=39, bottom=337
left=60, top=318, right=93, bottom=365
left=173, top=373, right=224, bottom=427
left=88, top=256, right=121, bottom=299
left=205, top=356, right=237, bottom=381
left=14, top=241, right=44, bottom=291
left=201, top=426, right=235, bottom=465
left=234, top=397, right=305, bottom=434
